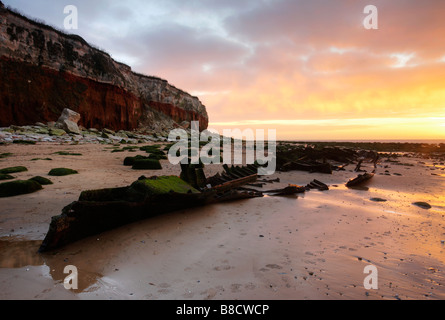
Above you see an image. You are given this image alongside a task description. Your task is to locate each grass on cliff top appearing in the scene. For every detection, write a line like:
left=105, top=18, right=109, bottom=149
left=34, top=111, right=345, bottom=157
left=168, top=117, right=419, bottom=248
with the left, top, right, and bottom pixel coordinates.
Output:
left=131, top=176, right=200, bottom=195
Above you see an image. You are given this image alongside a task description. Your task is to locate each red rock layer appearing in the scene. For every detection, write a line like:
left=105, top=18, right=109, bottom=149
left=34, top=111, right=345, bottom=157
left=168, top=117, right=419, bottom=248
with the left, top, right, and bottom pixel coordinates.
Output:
left=0, top=57, right=142, bottom=131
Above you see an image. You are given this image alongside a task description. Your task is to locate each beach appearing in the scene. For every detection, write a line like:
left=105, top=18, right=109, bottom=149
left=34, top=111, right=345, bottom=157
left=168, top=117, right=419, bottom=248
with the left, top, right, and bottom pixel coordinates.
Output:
left=0, top=141, right=444, bottom=300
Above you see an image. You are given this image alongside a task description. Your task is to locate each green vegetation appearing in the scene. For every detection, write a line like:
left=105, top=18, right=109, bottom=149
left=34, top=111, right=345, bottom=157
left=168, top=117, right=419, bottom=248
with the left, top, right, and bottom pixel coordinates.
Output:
left=130, top=176, right=199, bottom=195
left=123, top=155, right=150, bottom=166
left=0, top=153, right=13, bottom=159
left=131, top=159, right=162, bottom=170
left=29, top=176, right=53, bottom=185
left=12, top=140, right=36, bottom=145
left=53, top=151, right=83, bottom=156
left=0, top=166, right=28, bottom=174
left=48, top=168, right=78, bottom=176
left=0, top=173, right=14, bottom=181
left=0, top=180, right=42, bottom=198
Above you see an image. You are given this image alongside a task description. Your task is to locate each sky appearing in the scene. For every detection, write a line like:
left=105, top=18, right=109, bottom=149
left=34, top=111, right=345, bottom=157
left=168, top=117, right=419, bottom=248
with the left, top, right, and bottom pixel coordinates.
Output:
left=3, top=0, right=445, bottom=141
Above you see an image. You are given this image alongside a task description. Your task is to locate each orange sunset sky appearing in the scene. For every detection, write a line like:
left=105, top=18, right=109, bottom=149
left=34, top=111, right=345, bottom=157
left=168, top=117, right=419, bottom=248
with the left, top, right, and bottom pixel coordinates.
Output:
left=5, top=0, right=445, bottom=141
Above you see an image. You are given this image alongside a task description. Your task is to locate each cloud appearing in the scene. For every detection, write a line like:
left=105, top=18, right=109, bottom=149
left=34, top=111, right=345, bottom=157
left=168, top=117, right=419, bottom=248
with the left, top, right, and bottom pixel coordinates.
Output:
left=4, top=0, right=445, bottom=139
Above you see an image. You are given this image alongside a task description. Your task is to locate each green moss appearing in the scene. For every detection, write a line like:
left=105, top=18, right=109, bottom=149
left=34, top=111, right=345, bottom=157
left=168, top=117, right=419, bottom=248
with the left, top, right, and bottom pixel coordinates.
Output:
left=123, top=155, right=149, bottom=166
left=29, top=176, right=53, bottom=185
left=0, top=153, right=13, bottom=159
left=0, top=173, right=14, bottom=181
left=49, top=129, right=67, bottom=136
left=31, top=158, right=53, bottom=161
left=130, top=176, right=199, bottom=195
left=131, top=159, right=162, bottom=170
left=148, top=153, right=168, bottom=160
left=79, top=187, right=130, bottom=202
left=53, top=151, right=83, bottom=156
left=0, top=180, right=43, bottom=198
left=0, top=166, right=28, bottom=174
left=48, top=168, right=78, bottom=176
left=12, top=140, right=36, bottom=145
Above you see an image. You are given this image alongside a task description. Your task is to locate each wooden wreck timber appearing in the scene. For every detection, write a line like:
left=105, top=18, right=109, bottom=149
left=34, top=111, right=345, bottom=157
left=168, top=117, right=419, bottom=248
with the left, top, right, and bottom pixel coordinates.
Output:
left=280, top=161, right=333, bottom=174
left=39, top=166, right=263, bottom=252
left=346, top=172, right=375, bottom=188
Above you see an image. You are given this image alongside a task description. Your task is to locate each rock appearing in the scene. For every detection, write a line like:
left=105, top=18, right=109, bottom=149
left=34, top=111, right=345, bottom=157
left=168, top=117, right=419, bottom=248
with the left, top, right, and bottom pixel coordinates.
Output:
left=57, top=108, right=81, bottom=135
left=58, top=108, right=81, bottom=123
left=35, top=122, right=46, bottom=127
left=61, top=119, right=81, bottom=135
left=49, top=128, right=67, bottom=136
left=412, top=202, right=432, bottom=210
left=29, top=176, right=53, bottom=185
left=370, top=198, right=387, bottom=202
left=0, top=173, right=14, bottom=181
left=103, top=128, right=115, bottom=135
left=0, top=180, right=43, bottom=198
left=179, top=121, right=191, bottom=129
left=48, top=168, right=79, bottom=176
left=131, top=159, right=162, bottom=170
left=0, top=166, right=28, bottom=174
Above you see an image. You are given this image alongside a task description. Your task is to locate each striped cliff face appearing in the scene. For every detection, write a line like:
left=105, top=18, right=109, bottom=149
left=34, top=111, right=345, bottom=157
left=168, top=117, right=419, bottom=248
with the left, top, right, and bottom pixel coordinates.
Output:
left=0, top=5, right=209, bottom=132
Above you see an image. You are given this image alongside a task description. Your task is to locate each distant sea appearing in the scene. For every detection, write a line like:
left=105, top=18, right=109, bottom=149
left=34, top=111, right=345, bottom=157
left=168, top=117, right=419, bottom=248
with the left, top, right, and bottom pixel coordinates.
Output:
left=284, top=139, right=445, bottom=145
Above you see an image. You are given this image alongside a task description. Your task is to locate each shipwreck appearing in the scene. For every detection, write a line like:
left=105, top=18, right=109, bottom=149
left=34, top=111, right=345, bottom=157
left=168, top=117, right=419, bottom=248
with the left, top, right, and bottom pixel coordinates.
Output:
left=38, top=164, right=265, bottom=252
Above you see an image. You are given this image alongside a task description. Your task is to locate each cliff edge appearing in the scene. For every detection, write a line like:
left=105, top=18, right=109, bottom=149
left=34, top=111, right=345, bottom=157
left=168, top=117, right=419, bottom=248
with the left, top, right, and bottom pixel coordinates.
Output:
left=0, top=3, right=209, bottom=132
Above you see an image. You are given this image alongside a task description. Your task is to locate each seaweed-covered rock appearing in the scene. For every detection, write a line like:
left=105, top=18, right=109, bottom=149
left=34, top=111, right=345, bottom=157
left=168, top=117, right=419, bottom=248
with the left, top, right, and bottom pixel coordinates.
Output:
left=48, top=168, right=78, bottom=176
left=0, top=180, right=42, bottom=198
left=12, top=140, right=36, bottom=145
left=49, top=128, right=67, bottom=136
left=29, top=176, right=53, bottom=185
left=123, top=155, right=149, bottom=166
left=132, top=159, right=162, bottom=170
left=0, top=173, right=14, bottom=181
left=0, top=166, right=28, bottom=174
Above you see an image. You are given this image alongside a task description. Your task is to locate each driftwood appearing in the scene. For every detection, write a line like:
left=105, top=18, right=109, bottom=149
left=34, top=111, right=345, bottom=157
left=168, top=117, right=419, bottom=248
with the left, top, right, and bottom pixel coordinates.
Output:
left=346, top=173, right=375, bottom=188
left=306, top=179, right=329, bottom=191
left=281, top=161, right=332, bottom=174
left=263, top=184, right=306, bottom=196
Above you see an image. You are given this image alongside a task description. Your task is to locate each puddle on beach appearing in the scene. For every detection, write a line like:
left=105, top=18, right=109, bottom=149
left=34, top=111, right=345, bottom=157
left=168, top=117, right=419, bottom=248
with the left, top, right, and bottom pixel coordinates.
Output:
left=0, top=237, right=102, bottom=292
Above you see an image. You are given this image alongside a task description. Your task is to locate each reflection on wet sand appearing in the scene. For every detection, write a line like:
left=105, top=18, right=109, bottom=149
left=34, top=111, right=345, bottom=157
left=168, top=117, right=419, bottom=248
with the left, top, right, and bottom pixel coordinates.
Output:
left=0, top=238, right=102, bottom=292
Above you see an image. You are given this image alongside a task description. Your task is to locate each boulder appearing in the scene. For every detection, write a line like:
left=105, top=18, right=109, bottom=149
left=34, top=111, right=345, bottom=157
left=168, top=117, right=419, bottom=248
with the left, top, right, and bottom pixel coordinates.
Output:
left=57, top=109, right=81, bottom=135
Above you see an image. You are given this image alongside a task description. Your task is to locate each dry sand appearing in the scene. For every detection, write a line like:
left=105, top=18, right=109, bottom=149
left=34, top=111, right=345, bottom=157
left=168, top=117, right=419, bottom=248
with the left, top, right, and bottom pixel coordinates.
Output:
left=0, top=142, right=444, bottom=300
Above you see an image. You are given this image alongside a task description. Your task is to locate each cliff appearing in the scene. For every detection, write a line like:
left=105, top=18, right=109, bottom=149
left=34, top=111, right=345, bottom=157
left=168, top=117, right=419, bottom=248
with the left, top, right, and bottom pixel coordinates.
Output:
left=0, top=2, right=209, bottom=132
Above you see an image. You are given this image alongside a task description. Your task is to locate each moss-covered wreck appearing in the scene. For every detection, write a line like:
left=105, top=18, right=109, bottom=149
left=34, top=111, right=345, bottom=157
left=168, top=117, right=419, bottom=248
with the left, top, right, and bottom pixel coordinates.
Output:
left=39, top=167, right=262, bottom=252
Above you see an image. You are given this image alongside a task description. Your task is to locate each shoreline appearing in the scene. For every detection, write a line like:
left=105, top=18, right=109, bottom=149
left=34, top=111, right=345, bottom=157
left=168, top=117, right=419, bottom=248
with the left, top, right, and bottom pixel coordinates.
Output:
left=0, top=139, right=444, bottom=300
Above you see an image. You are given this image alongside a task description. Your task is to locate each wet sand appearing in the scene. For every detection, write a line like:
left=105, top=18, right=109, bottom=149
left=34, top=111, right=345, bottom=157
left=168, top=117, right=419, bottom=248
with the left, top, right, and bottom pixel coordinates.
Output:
left=0, top=142, right=444, bottom=300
